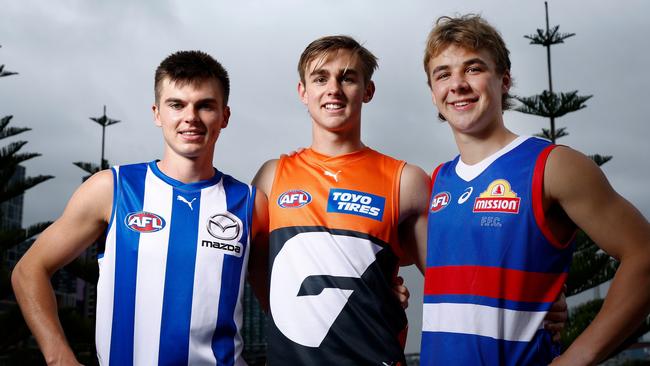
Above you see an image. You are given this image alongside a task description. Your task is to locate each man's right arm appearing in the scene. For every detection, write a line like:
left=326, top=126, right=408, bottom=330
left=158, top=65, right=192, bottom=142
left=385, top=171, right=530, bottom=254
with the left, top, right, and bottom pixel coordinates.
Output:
left=11, top=170, right=113, bottom=365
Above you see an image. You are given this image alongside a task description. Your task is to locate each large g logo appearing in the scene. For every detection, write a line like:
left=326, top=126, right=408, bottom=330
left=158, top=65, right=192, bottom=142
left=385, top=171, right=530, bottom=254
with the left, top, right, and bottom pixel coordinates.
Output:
left=270, top=232, right=381, bottom=347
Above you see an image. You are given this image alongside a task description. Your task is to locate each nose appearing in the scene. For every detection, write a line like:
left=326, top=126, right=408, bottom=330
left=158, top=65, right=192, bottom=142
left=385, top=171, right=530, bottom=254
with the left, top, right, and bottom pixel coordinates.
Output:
left=184, top=106, right=200, bottom=122
left=449, top=73, right=470, bottom=93
left=326, top=78, right=342, bottom=96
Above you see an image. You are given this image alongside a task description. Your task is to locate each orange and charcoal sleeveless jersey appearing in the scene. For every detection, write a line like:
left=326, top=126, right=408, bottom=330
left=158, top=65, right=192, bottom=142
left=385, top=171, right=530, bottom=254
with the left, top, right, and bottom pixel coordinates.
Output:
left=266, top=147, right=408, bottom=366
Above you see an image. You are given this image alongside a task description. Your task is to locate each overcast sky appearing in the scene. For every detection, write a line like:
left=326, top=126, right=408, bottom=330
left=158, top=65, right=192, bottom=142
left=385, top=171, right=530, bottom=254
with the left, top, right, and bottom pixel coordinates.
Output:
left=2, top=0, right=649, bottom=353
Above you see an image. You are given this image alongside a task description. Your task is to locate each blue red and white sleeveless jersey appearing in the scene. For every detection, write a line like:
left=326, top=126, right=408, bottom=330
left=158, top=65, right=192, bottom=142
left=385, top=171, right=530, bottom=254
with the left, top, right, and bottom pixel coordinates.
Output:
left=421, top=136, right=574, bottom=365
left=95, top=161, right=254, bottom=366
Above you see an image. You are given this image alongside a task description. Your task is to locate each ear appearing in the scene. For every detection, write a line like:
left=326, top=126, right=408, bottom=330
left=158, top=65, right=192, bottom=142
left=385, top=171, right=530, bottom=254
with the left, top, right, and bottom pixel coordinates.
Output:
left=298, top=81, right=308, bottom=105
left=222, top=106, right=231, bottom=128
left=501, top=70, right=512, bottom=94
left=363, top=80, right=375, bottom=103
left=152, top=104, right=162, bottom=127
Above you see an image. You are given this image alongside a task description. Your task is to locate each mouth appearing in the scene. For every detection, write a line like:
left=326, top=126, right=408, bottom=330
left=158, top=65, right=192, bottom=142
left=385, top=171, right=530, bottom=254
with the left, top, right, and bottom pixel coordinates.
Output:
left=448, top=97, right=479, bottom=109
left=178, top=130, right=206, bottom=140
left=323, top=103, right=345, bottom=111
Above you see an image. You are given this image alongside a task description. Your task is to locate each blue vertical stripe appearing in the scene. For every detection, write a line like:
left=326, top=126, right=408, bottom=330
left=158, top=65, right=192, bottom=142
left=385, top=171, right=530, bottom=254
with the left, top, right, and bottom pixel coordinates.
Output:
left=110, top=164, right=147, bottom=366
left=157, top=188, right=201, bottom=365
left=212, top=176, right=251, bottom=365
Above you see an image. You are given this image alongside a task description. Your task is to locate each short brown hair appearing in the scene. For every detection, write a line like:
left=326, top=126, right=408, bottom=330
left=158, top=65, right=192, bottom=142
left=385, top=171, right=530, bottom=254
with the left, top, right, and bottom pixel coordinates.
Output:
left=423, top=14, right=513, bottom=110
left=298, top=35, right=378, bottom=85
left=154, top=50, right=230, bottom=105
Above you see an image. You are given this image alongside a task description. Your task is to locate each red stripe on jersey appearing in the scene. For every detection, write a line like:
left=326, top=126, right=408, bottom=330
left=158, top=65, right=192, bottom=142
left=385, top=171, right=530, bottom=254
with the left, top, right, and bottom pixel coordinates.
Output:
left=532, top=144, right=574, bottom=249
left=424, top=265, right=566, bottom=303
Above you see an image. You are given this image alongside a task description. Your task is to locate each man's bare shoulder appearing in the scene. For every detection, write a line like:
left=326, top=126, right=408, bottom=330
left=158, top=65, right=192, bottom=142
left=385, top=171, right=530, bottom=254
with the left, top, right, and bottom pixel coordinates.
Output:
left=399, top=163, right=431, bottom=219
left=252, top=159, right=279, bottom=196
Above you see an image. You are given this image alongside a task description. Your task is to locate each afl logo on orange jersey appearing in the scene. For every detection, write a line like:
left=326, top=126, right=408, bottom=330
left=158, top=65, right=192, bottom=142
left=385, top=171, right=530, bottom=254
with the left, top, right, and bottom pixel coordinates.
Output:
left=278, top=190, right=312, bottom=208
left=124, top=211, right=166, bottom=233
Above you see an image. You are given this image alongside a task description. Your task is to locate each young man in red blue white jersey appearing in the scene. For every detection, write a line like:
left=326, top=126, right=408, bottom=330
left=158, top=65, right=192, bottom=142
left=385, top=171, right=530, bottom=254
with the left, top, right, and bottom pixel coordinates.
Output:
left=12, top=51, right=269, bottom=366
left=420, top=15, right=650, bottom=365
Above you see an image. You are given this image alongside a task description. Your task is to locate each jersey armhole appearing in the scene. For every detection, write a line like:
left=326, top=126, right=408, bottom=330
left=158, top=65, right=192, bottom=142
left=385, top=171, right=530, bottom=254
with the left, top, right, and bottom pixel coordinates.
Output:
left=99, top=166, right=119, bottom=259
left=429, top=163, right=444, bottom=202
left=532, top=145, right=574, bottom=249
left=269, top=157, right=286, bottom=202
left=392, top=160, right=407, bottom=231
left=247, top=184, right=256, bottom=246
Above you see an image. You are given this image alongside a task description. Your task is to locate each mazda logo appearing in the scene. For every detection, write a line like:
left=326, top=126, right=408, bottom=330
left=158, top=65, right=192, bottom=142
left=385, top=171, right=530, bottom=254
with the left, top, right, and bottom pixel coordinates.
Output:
left=207, top=213, right=242, bottom=241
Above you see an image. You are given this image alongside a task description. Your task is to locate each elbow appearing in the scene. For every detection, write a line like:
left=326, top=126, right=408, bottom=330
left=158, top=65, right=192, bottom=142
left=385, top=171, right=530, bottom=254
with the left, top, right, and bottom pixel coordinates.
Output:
left=11, top=260, right=28, bottom=296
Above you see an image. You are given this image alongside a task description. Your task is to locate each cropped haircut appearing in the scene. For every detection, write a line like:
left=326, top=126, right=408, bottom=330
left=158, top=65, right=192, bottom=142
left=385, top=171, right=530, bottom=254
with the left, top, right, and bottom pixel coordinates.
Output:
left=154, top=50, right=230, bottom=105
left=423, top=14, right=514, bottom=111
left=298, top=35, right=378, bottom=85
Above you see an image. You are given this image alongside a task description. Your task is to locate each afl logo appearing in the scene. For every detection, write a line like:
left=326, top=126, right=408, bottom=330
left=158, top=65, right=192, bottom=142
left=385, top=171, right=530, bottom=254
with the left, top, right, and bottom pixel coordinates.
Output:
left=278, top=190, right=312, bottom=208
left=124, top=211, right=166, bottom=233
left=430, top=192, right=451, bottom=212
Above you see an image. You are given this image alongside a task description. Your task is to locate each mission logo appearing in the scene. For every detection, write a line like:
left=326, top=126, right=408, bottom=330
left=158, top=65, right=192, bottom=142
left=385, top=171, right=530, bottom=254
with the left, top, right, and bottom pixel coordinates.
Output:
left=473, top=179, right=521, bottom=214
left=124, top=211, right=166, bottom=233
left=278, top=190, right=312, bottom=208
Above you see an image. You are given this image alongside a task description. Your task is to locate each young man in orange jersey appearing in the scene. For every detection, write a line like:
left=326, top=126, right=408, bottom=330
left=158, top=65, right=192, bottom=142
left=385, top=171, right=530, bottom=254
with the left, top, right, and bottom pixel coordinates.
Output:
left=420, top=15, right=650, bottom=365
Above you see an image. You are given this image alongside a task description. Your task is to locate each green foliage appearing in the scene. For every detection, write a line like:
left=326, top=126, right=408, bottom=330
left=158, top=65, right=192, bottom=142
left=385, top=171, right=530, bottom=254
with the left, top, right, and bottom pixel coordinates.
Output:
left=0, top=116, right=54, bottom=204
left=534, top=127, right=568, bottom=140
left=514, top=90, right=592, bottom=119
left=562, top=298, right=603, bottom=347
left=566, top=231, right=619, bottom=296
left=525, top=25, right=575, bottom=46
left=590, top=154, right=613, bottom=167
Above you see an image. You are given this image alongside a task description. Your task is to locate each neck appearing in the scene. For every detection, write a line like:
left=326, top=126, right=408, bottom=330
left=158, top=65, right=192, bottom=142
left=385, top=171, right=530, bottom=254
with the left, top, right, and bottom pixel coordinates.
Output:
left=454, top=123, right=518, bottom=165
left=310, top=122, right=364, bottom=157
left=157, top=149, right=215, bottom=183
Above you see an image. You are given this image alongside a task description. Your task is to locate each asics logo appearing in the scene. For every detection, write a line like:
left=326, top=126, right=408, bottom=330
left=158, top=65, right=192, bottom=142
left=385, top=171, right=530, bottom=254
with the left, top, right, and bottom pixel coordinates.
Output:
left=177, top=195, right=197, bottom=210
left=458, top=187, right=473, bottom=205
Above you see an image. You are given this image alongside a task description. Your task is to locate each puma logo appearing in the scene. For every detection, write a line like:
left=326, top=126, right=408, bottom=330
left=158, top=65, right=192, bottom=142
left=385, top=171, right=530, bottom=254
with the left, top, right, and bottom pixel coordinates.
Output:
left=177, top=195, right=197, bottom=210
left=323, top=170, right=341, bottom=182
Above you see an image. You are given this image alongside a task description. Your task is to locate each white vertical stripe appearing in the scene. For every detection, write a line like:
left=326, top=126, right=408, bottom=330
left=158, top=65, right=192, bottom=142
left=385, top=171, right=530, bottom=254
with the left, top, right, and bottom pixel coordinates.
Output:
left=95, top=166, right=119, bottom=366
left=422, top=303, right=546, bottom=342
left=132, top=168, right=173, bottom=365
left=187, top=181, right=227, bottom=365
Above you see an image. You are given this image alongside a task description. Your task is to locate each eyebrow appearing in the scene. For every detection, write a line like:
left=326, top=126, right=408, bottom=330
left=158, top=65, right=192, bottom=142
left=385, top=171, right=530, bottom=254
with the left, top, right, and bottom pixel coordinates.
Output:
left=163, top=97, right=218, bottom=105
left=431, top=57, right=489, bottom=75
left=308, top=67, right=360, bottom=78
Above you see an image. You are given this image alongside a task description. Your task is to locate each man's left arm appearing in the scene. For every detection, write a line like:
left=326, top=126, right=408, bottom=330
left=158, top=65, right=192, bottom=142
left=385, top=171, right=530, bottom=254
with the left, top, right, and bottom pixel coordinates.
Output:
left=547, top=147, right=650, bottom=366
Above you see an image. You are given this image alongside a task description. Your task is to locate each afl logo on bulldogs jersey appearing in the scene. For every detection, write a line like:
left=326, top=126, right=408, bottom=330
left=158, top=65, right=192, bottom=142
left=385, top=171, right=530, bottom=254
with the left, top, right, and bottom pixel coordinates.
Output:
left=278, top=190, right=312, bottom=208
left=124, top=211, right=166, bottom=233
left=430, top=192, right=451, bottom=212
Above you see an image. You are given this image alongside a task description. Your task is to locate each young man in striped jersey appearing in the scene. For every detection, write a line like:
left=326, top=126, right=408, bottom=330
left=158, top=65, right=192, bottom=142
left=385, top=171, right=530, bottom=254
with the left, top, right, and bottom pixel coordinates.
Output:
left=420, top=14, right=650, bottom=365
left=12, top=50, right=268, bottom=366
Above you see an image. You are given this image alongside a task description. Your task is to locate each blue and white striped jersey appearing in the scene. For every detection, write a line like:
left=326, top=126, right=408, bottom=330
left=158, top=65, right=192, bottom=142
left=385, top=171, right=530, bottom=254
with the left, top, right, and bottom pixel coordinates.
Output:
left=96, top=161, right=254, bottom=366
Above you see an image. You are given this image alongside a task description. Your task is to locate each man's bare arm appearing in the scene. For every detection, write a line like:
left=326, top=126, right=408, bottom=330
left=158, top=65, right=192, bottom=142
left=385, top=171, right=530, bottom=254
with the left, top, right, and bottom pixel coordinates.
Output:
left=11, top=170, right=113, bottom=365
left=547, top=147, right=650, bottom=366
left=397, top=163, right=430, bottom=273
left=248, top=187, right=269, bottom=311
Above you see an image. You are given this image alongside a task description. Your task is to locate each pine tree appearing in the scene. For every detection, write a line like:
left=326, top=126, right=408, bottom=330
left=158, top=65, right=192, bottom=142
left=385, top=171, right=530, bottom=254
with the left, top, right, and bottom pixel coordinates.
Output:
left=514, top=2, right=649, bottom=354
left=0, top=44, right=56, bottom=358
